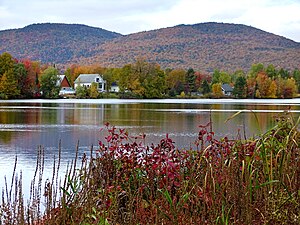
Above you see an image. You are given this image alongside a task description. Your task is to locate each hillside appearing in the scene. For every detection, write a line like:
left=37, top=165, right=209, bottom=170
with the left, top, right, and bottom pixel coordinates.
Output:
left=0, top=23, right=122, bottom=63
left=79, top=23, right=300, bottom=72
left=1, top=22, right=299, bottom=72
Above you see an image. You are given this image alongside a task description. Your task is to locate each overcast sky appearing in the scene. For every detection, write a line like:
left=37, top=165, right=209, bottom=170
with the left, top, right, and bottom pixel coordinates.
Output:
left=0, top=0, right=299, bottom=42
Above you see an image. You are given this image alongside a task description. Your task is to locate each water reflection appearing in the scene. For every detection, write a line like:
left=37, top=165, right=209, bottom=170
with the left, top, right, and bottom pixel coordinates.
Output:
left=0, top=99, right=299, bottom=193
left=0, top=101, right=299, bottom=146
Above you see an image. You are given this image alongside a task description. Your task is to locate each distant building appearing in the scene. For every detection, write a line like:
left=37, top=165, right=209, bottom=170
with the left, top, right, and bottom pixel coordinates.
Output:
left=57, top=75, right=71, bottom=88
left=221, top=84, right=233, bottom=96
left=110, top=82, right=119, bottom=92
left=74, top=74, right=106, bottom=92
left=57, top=75, right=75, bottom=96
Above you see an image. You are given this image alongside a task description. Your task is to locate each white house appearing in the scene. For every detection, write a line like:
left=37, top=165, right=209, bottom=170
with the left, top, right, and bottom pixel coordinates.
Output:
left=74, top=74, right=106, bottom=92
left=110, top=82, right=120, bottom=93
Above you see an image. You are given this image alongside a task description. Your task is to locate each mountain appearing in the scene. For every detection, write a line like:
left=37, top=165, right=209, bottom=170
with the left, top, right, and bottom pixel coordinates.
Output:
left=0, top=23, right=122, bottom=63
left=0, top=22, right=299, bottom=72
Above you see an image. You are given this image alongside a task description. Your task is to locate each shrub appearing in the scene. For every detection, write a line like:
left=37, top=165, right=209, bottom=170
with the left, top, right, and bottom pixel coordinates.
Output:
left=75, top=85, right=88, bottom=99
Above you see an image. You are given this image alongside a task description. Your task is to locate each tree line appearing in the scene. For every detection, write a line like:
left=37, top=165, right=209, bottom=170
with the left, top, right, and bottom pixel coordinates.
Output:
left=0, top=52, right=299, bottom=99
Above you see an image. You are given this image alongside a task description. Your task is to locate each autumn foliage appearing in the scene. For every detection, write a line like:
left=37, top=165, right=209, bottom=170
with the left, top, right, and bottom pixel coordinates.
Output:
left=0, top=52, right=299, bottom=99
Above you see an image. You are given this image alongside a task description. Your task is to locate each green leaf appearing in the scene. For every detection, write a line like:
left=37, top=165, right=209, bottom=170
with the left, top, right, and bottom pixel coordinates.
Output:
left=176, top=192, right=189, bottom=208
left=255, top=180, right=279, bottom=189
left=60, top=187, right=70, bottom=196
left=163, top=189, right=173, bottom=208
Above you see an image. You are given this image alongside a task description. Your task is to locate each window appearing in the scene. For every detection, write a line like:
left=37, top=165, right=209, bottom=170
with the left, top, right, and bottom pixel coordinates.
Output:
left=96, top=77, right=100, bottom=82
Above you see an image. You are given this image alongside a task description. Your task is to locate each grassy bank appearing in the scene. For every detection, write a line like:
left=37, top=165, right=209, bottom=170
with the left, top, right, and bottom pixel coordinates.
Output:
left=1, top=113, right=299, bottom=224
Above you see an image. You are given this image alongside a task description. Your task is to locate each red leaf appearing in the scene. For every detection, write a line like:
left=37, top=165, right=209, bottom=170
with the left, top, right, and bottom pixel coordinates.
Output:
left=106, top=135, right=112, bottom=142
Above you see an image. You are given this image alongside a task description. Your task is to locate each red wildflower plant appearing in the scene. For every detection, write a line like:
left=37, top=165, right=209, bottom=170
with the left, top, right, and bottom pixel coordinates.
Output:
left=10, top=114, right=298, bottom=225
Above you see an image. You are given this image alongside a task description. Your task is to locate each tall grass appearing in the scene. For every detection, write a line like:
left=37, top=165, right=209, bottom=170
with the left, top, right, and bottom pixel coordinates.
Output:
left=0, top=113, right=299, bottom=224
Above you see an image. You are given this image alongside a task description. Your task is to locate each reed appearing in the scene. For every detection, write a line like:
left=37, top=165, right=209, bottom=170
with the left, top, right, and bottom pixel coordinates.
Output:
left=0, top=113, right=299, bottom=224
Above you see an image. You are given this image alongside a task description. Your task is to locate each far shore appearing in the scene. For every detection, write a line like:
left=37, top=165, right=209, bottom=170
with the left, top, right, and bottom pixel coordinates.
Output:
left=1, top=98, right=300, bottom=105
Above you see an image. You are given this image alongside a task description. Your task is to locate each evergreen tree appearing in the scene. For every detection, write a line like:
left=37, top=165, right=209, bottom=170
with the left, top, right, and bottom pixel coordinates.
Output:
left=185, top=68, right=196, bottom=94
left=201, top=80, right=211, bottom=95
left=279, top=68, right=290, bottom=79
left=292, top=69, right=300, bottom=93
left=266, top=64, right=277, bottom=78
left=233, top=76, right=247, bottom=98
left=174, top=81, right=185, bottom=95
left=211, top=69, right=221, bottom=84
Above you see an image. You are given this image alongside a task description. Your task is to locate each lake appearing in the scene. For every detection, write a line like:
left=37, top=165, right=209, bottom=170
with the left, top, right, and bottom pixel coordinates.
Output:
left=0, top=98, right=299, bottom=196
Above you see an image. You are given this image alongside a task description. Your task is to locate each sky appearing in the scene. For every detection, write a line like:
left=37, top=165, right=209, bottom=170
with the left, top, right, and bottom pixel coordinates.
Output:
left=0, top=0, right=300, bottom=42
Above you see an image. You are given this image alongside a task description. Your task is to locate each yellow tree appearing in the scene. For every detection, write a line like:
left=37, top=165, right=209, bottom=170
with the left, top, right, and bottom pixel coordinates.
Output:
left=255, top=89, right=261, bottom=98
left=219, top=71, right=232, bottom=84
left=0, top=52, right=14, bottom=77
left=166, top=69, right=185, bottom=90
left=0, top=53, right=17, bottom=99
left=118, top=64, right=132, bottom=92
left=131, top=78, right=145, bottom=96
left=212, top=83, right=223, bottom=98
left=128, top=58, right=165, bottom=98
left=88, top=82, right=99, bottom=99
left=285, top=78, right=297, bottom=98
left=0, top=70, right=20, bottom=99
left=246, top=77, right=256, bottom=98
left=277, top=77, right=297, bottom=98
left=267, top=80, right=277, bottom=98
left=256, top=72, right=271, bottom=98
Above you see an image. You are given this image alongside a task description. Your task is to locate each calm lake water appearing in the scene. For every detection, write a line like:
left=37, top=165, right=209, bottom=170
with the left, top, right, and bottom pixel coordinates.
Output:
left=0, top=98, right=299, bottom=196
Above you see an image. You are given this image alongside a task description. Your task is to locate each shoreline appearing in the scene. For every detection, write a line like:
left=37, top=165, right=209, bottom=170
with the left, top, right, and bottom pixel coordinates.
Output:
left=1, top=98, right=300, bottom=105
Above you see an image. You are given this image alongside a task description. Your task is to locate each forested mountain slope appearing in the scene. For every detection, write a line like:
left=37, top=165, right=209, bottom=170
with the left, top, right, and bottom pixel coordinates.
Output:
left=1, top=22, right=299, bottom=72
left=0, top=23, right=122, bottom=63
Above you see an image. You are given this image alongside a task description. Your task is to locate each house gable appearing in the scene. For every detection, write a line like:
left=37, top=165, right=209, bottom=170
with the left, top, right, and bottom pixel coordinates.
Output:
left=57, top=75, right=71, bottom=88
left=221, top=84, right=233, bottom=96
left=57, top=75, right=75, bottom=96
left=59, top=75, right=71, bottom=88
left=74, top=74, right=106, bottom=92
